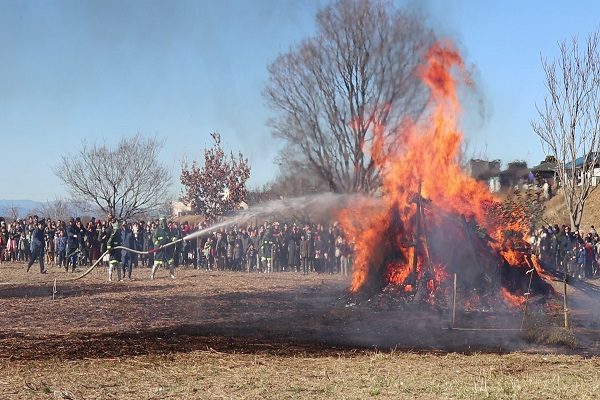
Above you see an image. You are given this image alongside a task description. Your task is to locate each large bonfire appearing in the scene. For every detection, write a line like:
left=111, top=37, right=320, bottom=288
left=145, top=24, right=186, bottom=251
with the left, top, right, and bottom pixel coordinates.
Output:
left=340, top=42, right=552, bottom=309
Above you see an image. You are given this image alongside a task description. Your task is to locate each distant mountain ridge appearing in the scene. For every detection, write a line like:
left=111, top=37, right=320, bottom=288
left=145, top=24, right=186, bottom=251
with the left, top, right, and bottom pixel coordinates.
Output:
left=0, top=199, right=44, bottom=218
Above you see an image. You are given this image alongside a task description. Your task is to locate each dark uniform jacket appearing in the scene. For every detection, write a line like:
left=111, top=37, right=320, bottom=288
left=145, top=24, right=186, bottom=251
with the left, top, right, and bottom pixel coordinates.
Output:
left=66, top=224, right=79, bottom=252
left=108, top=230, right=122, bottom=263
left=121, top=228, right=135, bottom=258
left=31, top=227, right=45, bottom=251
left=153, top=226, right=170, bottom=263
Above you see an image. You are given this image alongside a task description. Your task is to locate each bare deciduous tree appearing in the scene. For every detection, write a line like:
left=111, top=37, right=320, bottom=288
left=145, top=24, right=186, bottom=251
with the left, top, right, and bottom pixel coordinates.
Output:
left=6, top=205, right=19, bottom=221
left=532, top=30, right=600, bottom=230
left=31, top=198, right=99, bottom=221
left=270, top=145, right=331, bottom=198
left=248, top=143, right=331, bottom=201
left=31, top=199, right=70, bottom=221
left=55, top=134, right=172, bottom=219
left=264, top=0, right=434, bottom=194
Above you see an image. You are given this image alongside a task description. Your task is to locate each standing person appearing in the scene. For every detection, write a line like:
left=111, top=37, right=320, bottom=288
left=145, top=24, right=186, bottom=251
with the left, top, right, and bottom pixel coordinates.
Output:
left=306, top=228, right=315, bottom=273
left=98, top=224, right=110, bottom=267
left=26, top=221, right=47, bottom=274
left=300, top=234, right=310, bottom=275
left=107, top=222, right=123, bottom=281
left=17, top=232, right=30, bottom=262
left=335, top=234, right=343, bottom=274
left=233, top=232, right=243, bottom=271
left=121, top=221, right=135, bottom=280
left=260, top=229, right=274, bottom=273
left=74, top=218, right=88, bottom=266
left=214, top=231, right=226, bottom=270
left=595, top=239, right=600, bottom=278
left=245, top=236, right=256, bottom=272
left=5, top=231, right=16, bottom=262
left=271, top=235, right=279, bottom=272
left=0, top=220, right=8, bottom=262
left=339, top=237, right=350, bottom=276
left=45, top=222, right=56, bottom=267
left=314, top=234, right=323, bottom=273
left=170, top=221, right=182, bottom=268
left=56, top=229, right=67, bottom=268
left=226, top=230, right=235, bottom=270
left=249, top=228, right=260, bottom=272
left=146, top=221, right=156, bottom=268
left=202, top=236, right=215, bottom=270
left=87, top=221, right=100, bottom=265
left=65, top=218, right=79, bottom=272
left=194, top=223, right=206, bottom=269
left=180, top=221, right=191, bottom=266
left=151, top=217, right=177, bottom=280
left=140, top=221, right=151, bottom=267
left=279, top=224, right=289, bottom=272
left=288, top=225, right=299, bottom=272
left=584, top=239, right=595, bottom=279
left=576, top=242, right=585, bottom=279
left=132, top=222, right=143, bottom=268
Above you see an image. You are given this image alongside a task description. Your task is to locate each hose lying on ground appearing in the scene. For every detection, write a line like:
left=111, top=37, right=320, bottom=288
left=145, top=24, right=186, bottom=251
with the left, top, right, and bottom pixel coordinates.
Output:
left=0, top=233, right=197, bottom=285
left=0, top=237, right=186, bottom=286
left=67, top=225, right=218, bottom=281
left=68, top=236, right=186, bottom=281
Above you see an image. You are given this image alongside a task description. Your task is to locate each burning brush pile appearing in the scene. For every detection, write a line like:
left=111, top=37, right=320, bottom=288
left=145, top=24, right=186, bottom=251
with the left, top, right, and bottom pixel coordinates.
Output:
left=340, top=42, right=553, bottom=311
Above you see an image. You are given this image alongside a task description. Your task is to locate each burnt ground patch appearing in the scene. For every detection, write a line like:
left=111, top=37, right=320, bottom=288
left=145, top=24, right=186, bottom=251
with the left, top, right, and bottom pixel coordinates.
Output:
left=0, top=262, right=599, bottom=362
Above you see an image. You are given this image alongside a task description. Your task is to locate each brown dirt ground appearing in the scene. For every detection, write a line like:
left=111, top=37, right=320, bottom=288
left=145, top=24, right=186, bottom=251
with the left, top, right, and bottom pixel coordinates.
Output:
left=1, top=261, right=600, bottom=399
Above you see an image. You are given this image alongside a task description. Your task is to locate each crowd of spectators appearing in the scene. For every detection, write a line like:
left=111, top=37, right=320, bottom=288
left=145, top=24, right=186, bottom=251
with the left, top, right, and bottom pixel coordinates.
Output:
left=532, top=224, right=600, bottom=280
left=195, top=221, right=353, bottom=275
left=0, top=214, right=354, bottom=277
left=6, top=212, right=600, bottom=283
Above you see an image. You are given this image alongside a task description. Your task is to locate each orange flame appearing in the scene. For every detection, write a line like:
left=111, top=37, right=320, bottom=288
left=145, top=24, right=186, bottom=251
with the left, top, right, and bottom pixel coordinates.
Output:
left=341, top=41, right=505, bottom=294
left=339, top=40, right=547, bottom=312
left=501, top=288, right=526, bottom=307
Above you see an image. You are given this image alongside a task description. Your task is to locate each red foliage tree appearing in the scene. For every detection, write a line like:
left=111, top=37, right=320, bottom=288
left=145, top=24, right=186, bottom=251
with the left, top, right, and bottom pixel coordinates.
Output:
left=180, top=133, right=251, bottom=221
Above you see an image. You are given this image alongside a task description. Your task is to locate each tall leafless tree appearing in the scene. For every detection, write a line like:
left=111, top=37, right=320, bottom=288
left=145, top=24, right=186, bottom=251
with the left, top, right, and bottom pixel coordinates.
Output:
left=55, top=134, right=172, bottom=219
left=532, top=30, right=600, bottom=231
left=6, top=205, right=19, bottom=221
left=31, top=199, right=71, bottom=221
left=264, top=0, right=434, bottom=194
left=30, top=198, right=91, bottom=221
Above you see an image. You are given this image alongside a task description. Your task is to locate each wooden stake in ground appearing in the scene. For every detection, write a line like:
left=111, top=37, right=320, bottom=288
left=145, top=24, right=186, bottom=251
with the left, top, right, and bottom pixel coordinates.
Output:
left=521, top=267, right=534, bottom=331
left=452, top=273, right=457, bottom=327
left=52, top=278, right=57, bottom=300
left=411, top=180, right=422, bottom=286
left=563, top=265, right=569, bottom=329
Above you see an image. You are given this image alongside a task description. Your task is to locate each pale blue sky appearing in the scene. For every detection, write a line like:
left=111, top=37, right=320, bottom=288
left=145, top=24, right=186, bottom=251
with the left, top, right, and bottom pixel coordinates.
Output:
left=0, top=0, right=598, bottom=201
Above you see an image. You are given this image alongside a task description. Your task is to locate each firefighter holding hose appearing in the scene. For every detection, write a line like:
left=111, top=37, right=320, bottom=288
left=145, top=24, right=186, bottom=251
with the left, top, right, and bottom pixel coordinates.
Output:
left=151, top=217, right=177, bottom=280
left=107, top=221, right=122, bottom=281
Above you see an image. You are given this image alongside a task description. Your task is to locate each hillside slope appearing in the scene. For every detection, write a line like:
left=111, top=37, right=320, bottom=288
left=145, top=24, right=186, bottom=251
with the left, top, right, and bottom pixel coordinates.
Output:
left=543, top=188, right=600, bottom=230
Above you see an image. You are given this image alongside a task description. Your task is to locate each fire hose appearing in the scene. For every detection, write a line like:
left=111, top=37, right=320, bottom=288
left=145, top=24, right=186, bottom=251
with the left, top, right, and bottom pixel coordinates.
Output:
left=0, top=230, right=210, bottom=287
left=67, top=230, right=206, bottom=281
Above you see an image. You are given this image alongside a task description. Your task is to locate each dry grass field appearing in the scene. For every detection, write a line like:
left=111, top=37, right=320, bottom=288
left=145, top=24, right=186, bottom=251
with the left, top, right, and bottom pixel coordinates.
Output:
left=1, top=261, right=600, bottom=399
left=543, top=187, right=600, bottom=229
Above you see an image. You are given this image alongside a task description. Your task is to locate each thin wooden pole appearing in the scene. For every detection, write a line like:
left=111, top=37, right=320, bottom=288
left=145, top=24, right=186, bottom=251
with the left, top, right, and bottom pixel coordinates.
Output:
left=52, top=278, right=57, bottom=300
left=521, top=267, right=534, bottom=331
left=412, top=181, right=422, bottom=286
left=563, top=267, right=569, bottom=329
left=557, top=250, right=569, bottom=329
left=452, top=273, right=457, bottom=327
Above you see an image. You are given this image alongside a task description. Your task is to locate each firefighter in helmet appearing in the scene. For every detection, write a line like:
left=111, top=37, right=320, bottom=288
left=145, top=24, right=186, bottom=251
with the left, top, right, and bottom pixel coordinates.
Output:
left=107, top=221, right=122, bottom=281
left=151, top=217, right=177, bottom=279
